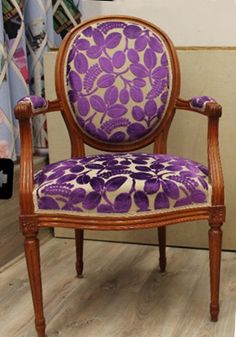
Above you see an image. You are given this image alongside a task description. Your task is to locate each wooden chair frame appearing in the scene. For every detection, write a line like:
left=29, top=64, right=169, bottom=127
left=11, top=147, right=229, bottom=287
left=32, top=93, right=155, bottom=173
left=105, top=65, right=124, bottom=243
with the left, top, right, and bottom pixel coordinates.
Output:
left=14, top=16, right=225, bottom=337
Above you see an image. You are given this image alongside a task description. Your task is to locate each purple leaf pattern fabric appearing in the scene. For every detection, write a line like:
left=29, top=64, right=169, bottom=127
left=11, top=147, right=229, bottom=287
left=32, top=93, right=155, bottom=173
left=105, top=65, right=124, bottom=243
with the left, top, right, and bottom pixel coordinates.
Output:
left=65, top=19, right=172, bottom=143
left=190, top=96, right=216, bottom=112
left=18, top=95, right=48, bottom=112
left=34, top=153, right=211, bottom=216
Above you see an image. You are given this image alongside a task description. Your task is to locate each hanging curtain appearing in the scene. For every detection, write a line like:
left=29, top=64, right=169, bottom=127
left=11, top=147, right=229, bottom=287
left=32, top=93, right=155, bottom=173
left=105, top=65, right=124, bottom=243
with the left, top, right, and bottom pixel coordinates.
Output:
left=0, top=0, right=81, bottom=160
left=52, top=0, right=81, bottom=47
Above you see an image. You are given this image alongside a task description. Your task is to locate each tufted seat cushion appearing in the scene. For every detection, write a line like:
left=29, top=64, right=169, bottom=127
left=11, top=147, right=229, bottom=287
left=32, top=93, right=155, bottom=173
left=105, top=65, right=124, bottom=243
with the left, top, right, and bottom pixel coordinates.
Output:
left=33, top=153, right=211, bottom=216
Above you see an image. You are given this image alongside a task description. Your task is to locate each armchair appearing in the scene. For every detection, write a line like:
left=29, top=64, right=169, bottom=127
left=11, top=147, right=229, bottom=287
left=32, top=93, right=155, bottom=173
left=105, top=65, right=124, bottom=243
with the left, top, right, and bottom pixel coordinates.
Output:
left=14, top=16, right=225, bottom=337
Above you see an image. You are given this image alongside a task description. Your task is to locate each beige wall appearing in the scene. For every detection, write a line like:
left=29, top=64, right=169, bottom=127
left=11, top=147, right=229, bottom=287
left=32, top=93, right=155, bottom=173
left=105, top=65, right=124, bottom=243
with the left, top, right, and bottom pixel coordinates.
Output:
left=44, top=49, right=236, bottom=250
left=80, top=0, right=236, bottom=47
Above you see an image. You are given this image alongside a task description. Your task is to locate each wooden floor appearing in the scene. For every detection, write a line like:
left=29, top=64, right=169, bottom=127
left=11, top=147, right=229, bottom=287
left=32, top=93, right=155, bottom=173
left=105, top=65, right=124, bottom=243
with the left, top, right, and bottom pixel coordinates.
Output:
left=1, top=238, right=235, bottom=337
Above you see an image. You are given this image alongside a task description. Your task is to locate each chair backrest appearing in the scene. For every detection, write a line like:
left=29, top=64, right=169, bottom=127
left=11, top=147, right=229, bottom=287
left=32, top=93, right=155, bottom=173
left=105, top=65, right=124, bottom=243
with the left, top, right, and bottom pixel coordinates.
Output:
left=56, top=15, right=180, bottom=153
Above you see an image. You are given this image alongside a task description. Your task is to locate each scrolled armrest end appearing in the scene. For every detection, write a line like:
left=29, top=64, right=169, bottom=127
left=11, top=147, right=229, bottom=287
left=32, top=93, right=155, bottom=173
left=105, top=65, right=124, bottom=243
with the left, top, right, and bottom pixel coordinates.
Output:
left=15, top=95, right=48, bottom=120
left=204, top=102, right=222, bottom=118
left=18, top=95, right=48, bottom=112
left=190, top=96, right=216, bottom=111
left=176, top=96, right=222, bottom=117
left=190, top=96, right=222, bottom=117
left=14, top=101, right=33, bottom=120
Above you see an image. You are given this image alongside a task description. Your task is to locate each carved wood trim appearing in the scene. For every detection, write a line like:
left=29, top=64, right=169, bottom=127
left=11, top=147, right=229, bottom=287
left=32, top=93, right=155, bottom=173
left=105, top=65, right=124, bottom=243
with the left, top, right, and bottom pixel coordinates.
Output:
left=20, top=215, right=38, bottom=237
left=208, top=117, right=224, bottom=206
left=18, top=119, right=34, bottom=214
left=208, top=221, right=222, bottom=321
left=209, top=206, right=226, bottom=226
left=37, top=206, right=210, bottom=231
left=14, top=101, right=32, bottom=120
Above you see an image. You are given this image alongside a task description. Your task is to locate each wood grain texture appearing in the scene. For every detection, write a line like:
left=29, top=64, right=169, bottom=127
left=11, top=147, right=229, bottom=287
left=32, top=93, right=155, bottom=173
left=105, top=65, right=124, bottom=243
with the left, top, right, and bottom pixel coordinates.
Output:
left=0, top=239, right=235, bottom=337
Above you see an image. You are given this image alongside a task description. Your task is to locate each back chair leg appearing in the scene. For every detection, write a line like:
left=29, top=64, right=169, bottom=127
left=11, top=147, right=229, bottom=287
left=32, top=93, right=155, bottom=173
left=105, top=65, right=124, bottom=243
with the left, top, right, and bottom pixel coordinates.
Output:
left=208, top=221, right=223, bottom=321
left=75, top=229, right=84, bottom=277
left=158, top=226, right=167, bottom=272
left=24, top=231, right=46, bottom=337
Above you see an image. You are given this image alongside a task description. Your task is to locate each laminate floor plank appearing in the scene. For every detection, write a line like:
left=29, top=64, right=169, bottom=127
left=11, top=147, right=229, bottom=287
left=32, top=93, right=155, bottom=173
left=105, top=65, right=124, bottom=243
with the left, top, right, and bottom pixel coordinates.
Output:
left=0, top=239, right=235, bottom=337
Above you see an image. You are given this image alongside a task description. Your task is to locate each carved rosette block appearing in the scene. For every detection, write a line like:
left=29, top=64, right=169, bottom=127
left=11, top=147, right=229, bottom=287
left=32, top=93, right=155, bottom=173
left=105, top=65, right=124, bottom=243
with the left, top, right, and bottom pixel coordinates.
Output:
left=20, top=215, right=38, bottom=237
left=209, top=206, right=226, bottom=227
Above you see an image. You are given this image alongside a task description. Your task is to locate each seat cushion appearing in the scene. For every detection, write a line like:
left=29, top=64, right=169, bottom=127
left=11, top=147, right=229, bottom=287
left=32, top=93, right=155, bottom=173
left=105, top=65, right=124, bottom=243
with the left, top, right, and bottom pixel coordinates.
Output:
left=34, top=153, right=211, bottom=216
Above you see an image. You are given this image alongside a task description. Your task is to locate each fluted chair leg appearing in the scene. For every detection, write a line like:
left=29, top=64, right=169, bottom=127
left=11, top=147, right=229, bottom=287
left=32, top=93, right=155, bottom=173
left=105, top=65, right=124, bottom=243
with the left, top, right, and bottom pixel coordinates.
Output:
left=24, top=232, right=46, bottom=337
left=209, top=221, right=223, bottom=321
left=75, top=229, right=84, bottom=277
left=158, top=226, right=167, bottom=272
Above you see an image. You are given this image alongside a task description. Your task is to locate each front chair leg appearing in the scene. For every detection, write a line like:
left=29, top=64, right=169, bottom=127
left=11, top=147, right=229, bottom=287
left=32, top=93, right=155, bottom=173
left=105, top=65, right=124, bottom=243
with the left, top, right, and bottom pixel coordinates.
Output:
left=75, top=229, right=84, bottom=277
left=158, top=226, right=167, bottom=272
left=208, top=221, right=223, bottom=321
left=21, top=217, right=46, bottom=337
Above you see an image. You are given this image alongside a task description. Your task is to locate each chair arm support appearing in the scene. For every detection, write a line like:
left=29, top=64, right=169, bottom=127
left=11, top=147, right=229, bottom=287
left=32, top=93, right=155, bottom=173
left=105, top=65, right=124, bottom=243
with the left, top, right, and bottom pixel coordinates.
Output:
left=14, top=96, right=62, bottom=214
left=175, top=97, right=222, bottom=118
left=14, top=95, right=62, bottom=120
left=176, top=97, right=224, bottom=207
left=17, top=116, right=35, bottom=214
left=208, top=116, right=224, bottom=207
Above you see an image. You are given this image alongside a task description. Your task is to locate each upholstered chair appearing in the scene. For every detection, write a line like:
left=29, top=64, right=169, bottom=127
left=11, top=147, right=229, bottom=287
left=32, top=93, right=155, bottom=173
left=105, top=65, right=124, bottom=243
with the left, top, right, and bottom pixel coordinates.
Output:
left=14, top=16, right=225, bottom=337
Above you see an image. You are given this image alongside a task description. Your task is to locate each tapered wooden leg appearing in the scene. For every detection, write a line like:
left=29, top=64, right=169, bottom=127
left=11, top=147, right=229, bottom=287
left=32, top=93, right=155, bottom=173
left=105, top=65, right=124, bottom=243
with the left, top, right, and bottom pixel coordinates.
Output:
left=208, top=222, right=222, bottom=322
left=158, top=226, right=166, bottom=272
left=24, top=232, right=46, bottom=337
left=75, top=229, right=84, bottom=277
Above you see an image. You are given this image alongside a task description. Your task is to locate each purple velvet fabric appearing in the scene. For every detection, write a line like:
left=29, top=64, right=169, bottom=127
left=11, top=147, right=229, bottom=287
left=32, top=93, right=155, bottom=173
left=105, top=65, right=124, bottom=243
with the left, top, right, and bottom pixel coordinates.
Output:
left=65, top=19, right=172, bottom=144
left=190, top=96, right=216, bottom=112
left=18, top=95, right=48, bottom=112
left=34, top=153, right=210, bottom=215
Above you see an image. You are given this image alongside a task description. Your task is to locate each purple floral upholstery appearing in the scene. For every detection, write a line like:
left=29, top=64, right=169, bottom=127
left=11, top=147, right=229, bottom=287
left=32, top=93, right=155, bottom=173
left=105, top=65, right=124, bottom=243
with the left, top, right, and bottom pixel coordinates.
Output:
left=190, top=96, right=216, bottom=112
left=18, top=95, right=48, bottom=112
left=34, top=153, right=211, bottom=216
left=65, top=19, right=172, bottom=144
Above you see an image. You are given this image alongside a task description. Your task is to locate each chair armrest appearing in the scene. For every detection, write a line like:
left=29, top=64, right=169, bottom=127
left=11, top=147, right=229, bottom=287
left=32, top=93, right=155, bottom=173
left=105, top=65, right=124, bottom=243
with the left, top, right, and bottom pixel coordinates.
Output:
left=14, top=95, right=62, bottom=120
left=175, top=96, right=224, bottom=207
left=175, top=96, right=222, bottom=118
left=14, top=96, right=62, bottom=214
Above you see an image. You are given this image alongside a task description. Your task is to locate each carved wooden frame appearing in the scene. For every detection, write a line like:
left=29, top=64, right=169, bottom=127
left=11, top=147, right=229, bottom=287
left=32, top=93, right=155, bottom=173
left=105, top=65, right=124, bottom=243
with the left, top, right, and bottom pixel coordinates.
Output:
left=14, top=15, right=225, bottom=337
